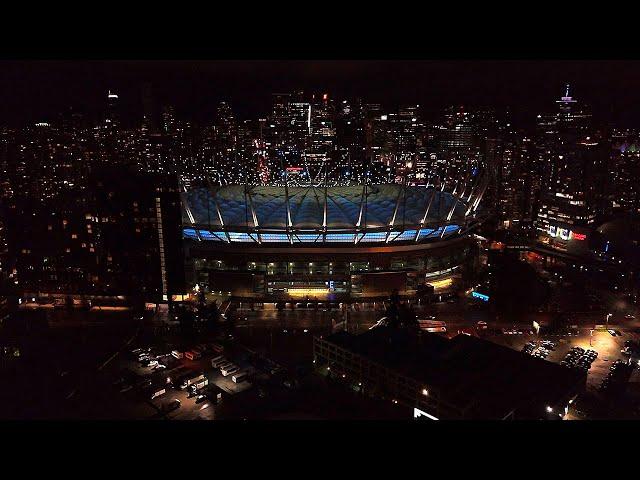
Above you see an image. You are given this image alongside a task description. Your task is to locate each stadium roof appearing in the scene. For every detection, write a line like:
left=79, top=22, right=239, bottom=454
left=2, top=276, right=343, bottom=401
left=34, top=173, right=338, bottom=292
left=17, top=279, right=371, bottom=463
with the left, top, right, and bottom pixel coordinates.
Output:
left=182, top=184, right=473, bottom=231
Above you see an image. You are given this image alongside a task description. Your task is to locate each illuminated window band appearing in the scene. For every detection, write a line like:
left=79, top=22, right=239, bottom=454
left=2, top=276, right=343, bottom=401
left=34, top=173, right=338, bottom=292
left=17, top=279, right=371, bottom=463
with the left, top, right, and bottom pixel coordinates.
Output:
left=183, top=226, right=461, bottom=244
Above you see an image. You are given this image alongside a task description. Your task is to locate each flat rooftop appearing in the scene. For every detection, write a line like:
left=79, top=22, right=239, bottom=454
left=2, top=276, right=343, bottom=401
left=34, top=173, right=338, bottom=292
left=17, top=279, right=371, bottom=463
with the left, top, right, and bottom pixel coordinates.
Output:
left=324, top=327, right=586, bottom=419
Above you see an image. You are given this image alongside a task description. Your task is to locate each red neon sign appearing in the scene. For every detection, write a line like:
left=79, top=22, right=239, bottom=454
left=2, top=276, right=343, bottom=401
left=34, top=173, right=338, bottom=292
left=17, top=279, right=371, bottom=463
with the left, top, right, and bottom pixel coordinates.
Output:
left=572, top=233, right=586, bottom=241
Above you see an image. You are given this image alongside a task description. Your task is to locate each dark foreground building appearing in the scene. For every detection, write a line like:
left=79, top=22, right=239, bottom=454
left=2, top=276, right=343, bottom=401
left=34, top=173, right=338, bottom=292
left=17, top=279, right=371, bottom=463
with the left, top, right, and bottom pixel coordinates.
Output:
left=313, top=328, right=585, bottom=420
left=8, top=167, right=184, bottom=306
left=90, top=167, right=185, bottom=303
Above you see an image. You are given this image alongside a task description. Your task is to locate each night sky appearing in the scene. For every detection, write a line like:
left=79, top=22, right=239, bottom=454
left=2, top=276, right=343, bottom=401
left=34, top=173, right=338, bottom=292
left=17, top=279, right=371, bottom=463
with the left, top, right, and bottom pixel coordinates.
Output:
left=2, top=60, right=640, bottom=128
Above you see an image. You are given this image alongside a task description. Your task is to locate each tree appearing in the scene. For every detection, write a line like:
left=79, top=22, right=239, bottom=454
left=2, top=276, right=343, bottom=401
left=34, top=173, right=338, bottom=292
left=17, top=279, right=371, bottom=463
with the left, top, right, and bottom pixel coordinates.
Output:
left=197, top=290, right=206, bottom=308
left=399, top=304, right=419, bottom=330
left=177, top=306, right=196, bottom=340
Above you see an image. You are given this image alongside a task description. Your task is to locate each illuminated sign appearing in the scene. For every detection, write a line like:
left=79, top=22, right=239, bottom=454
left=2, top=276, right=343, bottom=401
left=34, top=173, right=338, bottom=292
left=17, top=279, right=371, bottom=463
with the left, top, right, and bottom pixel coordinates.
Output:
left=558, top=228, right=570, bottom=241
left=472, top=291, right=489, bottom=302
left=549, top=224, right=587, bottom=242
left=286, top=167, right=304, bottom=172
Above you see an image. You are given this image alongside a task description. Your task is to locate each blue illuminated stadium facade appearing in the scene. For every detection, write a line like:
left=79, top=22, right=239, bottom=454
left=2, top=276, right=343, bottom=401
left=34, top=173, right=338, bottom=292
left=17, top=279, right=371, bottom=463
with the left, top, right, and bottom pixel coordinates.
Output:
left=181, top=184, right=481, bottom=244
left=181, top=183, right=487, bottom=300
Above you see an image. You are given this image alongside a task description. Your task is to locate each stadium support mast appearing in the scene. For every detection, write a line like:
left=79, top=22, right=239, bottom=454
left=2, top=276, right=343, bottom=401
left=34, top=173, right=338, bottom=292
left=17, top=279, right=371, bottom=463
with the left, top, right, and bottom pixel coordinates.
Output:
left=283, top=166, right=293, bottom=244
left=401, top=173, right=408, bottom=232
left=415, top=178, right=438, bottom=241
left=244, top=182, right=261, bottom=244
left=472, top=170, right=490, bottom=212
left=179, top=179, right=201, bottom=242
left=386, top=175, right=406, bottom=243
left=356, top=175, right=367, bottom=228
left=465, top=162, right=490, bottom=216
left=458, top=170, right=472, bottom=200
left=323, top=163, right=328, bottom=242
left=205, top=175, right=231, bottom=243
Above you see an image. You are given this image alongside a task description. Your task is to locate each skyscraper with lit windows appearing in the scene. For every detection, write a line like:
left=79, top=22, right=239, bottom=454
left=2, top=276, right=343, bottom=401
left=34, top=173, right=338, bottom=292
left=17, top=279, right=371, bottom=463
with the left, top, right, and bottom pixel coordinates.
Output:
left=534, top=85, right=606, bottom=254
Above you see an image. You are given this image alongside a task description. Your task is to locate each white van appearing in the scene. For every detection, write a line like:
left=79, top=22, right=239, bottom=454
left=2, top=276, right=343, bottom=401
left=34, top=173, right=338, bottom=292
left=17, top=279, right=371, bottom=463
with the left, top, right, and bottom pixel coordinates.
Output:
left=232, top=372, right=248, bottom=383
left=221, top=365, right=239, bottom=377
left=218, top=361, right=234, bottom=371
left=185, top=350, right=201, bottom=361
left=180, top=373, right=206, bottom=390
left=211, top=355, right=225, bottom=367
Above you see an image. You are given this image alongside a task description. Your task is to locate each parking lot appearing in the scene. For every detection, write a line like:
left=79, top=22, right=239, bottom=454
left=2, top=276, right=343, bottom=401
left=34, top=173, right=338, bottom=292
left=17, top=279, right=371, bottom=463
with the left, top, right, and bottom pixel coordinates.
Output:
left=106, top=335, right=287, bottom=420
left=486, top=327, right=640, bottom=395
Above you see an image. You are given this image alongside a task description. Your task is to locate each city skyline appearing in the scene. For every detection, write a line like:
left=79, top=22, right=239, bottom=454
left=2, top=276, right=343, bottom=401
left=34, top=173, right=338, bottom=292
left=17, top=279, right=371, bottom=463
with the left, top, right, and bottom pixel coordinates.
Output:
left=3, top=60, right=640, bottom=127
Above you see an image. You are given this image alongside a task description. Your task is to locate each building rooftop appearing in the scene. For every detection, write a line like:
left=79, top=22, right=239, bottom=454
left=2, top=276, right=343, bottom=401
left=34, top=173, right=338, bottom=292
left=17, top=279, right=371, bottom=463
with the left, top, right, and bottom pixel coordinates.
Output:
left=325, top=328, right=585, bottom=419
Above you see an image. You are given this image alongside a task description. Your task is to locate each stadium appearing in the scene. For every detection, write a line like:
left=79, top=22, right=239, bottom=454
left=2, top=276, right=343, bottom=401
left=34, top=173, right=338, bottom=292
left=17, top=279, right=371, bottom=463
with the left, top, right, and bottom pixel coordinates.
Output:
left=181, top=178, right=488, bottom=301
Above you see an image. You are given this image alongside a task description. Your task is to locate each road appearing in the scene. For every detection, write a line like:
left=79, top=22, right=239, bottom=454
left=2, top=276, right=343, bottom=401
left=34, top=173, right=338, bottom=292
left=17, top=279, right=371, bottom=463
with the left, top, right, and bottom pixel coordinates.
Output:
left=232, top=298, right=640, bottom=334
